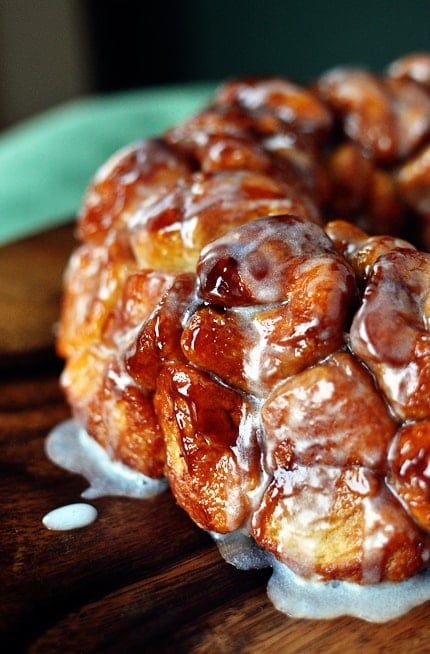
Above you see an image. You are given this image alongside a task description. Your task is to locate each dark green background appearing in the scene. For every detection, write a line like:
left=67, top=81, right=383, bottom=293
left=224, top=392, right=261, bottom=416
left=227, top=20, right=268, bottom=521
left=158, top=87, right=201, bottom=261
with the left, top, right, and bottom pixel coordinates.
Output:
left=87, top=0, right=430, bottom=89
left=181, top=0, right=430, bottom=82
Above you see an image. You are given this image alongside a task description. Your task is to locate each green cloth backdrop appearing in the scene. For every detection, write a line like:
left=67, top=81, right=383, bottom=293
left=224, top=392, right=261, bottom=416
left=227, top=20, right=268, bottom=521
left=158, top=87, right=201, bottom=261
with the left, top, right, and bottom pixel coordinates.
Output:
left=0, top=83, right=215, bottom=245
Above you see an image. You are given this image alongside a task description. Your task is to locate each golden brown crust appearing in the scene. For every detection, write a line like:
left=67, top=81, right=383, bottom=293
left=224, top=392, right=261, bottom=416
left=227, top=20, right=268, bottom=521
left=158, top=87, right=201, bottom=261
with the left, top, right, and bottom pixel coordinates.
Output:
left=388, top=420, right=430, bottom=531
left=251, top=465, right=428, bottom=583
left=261, top=351, right=397, bottom=471
left=58, top=54, right=430, bottom=584
left=155, top=362, right=261, bottom=533
left=77, top=139, right=193, bottom=243
left=350, top=248, right=430, bottom=420
left=388, top=52, right=430, bottom=90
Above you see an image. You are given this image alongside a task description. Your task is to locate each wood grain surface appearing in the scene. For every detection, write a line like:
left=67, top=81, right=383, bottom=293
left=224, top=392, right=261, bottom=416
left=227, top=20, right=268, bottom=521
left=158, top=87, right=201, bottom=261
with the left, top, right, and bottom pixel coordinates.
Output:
left=2, top=225, right=430, bottom=653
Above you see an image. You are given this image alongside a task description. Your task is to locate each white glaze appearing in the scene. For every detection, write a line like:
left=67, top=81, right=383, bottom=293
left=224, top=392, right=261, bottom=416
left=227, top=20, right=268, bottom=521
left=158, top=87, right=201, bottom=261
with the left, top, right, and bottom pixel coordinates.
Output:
left=212, top=529, right=430, bottom=622
left=44, top=419, right=430, bottom=622
left=42, top=503, right=98, bottom=531
left=45, top=419, right=168, bottom=499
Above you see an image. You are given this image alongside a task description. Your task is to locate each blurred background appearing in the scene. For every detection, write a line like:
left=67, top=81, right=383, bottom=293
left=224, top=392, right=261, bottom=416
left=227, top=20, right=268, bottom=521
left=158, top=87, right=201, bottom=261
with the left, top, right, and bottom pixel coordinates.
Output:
left=0, top=0, right=429, bottom=356
left=1, top=0, right=430, bottom=129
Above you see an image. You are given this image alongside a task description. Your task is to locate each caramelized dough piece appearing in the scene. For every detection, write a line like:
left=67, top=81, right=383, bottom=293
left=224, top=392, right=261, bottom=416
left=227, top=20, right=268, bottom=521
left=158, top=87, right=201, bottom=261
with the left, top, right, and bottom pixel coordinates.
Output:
left=325, top=142, right=404, bottom=236
left=61, top=345, right=111, bottom=450
left=396, top=143, right=430, bottom=249
left=261, top=351, right=397, bottom=471
left=251, top=465, right=430, bottom=583
left=397, top=143, right=430, bottom=216
left=166, top=106, right=255, bottom=152
left=198, top=134, right=274, bottom=174
left=167, top=105, right=329, bottom=206
left=385, top=77, right=430, bottom=158
left=350, top=248, right=430, bottom=420
left=64, top=351, right=165, bottom=478
left=197, top=132, right=328, bottom=206
left=389, top=420, right=430, bottom=531
left=60, top=267, right=177, bottom=367
left=213, top=77, right=333, bottom=143
left=183, top=216, right=356, bottom=395
left=388, top=52, right=430, bottom=90
left=78, top=139, right=193, bottom=242
left=197, top=214, right=347, bottom=306
left=243, top=263, right=354, bottom=394
left=325, top=219, right=416, bottom=281
left=167, top=107, right=273, bottom=175
left=324, top=220, right=370, bottom=261
left=325, top=142, right=374, bottom=216
left=125, top=272, right=196, bottom=390
left=58, top=55, right=430, bottom=587
left=262, top=131, right=330, bottom=206
left=57, top=235, right=136, bottom=357
left=61, top=269, right=179, bottom=477
left=99, top=358, right=166, bottom=477
left=181, top=306, right=248, bottom=392
left=317, top=68, right=430, bottom=162
left=129, top=169, right=320, bottom=272
left=101, top=270, right=179, bottom=345
left=155, top=363, right=261, bottom=532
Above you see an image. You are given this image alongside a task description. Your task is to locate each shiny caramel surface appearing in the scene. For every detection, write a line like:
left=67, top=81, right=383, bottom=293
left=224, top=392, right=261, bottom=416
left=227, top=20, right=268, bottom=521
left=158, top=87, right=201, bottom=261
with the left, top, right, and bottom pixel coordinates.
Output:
left=58, top=53, right=430, bottom=588
left=6, top=224, right=430, bottom=649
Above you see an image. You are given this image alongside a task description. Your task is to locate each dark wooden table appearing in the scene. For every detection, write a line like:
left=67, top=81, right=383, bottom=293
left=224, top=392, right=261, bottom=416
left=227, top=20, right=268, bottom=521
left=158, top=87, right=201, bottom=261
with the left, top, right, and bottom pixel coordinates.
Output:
left=2, top=225, right=430, bottom=653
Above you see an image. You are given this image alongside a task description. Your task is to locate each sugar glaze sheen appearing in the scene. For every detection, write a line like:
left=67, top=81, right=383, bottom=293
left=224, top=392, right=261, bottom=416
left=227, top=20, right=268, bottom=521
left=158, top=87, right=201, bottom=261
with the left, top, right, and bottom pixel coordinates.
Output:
left=54, top=53, right=430, bottom=623
left=42, top=503, right=98, bottom=531
left=44, top=420, right=430, bottom=622
left=45, top=419, right=168, bottom=500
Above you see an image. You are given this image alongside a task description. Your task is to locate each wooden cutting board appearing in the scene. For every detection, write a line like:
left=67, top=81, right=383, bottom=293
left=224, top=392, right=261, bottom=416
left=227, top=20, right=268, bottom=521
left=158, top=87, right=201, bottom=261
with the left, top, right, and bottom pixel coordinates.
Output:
left=2, top=225, right=430, bottom=653
left=0, top=223, right=77, bottom=365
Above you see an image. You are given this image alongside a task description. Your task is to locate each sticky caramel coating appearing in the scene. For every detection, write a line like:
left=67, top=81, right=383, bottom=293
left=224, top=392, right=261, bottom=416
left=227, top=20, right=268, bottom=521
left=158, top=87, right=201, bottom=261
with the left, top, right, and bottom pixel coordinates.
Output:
left=325, top=142, right=404, bottom=236
left=388, top=52, right=430, bottom=90
left=197, top=214, right=347, bottom=306
left=325, top=219, right=416, bottom=281
left=183, top=216, right=356, bottom=396
left=389, top=421, right=430, bottom=531
left=129, top=169, right=320, bottom=272
left=155, top=362, right=261, bottom=533
left=58, top=54, right=430, bottom=586
left=350, top=248, right=430, bottom=420
left=125, top=273, right=195, bottom=391
left=251, top=465, right=428, bottom=583
left=166, top=105, right=329, bottom=206
left=261, top=351, right=397, bottom=471
left=57, top=235, right=137, bottom=358
left=397, top=143, right=430, bottom=216
left=77, top=139, right=193, bottom=243
left=61, top=269, right=178, bottom=477
left=317, top=68, right=430, bottom=162
left=213, top=77, right=333, bottom=143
